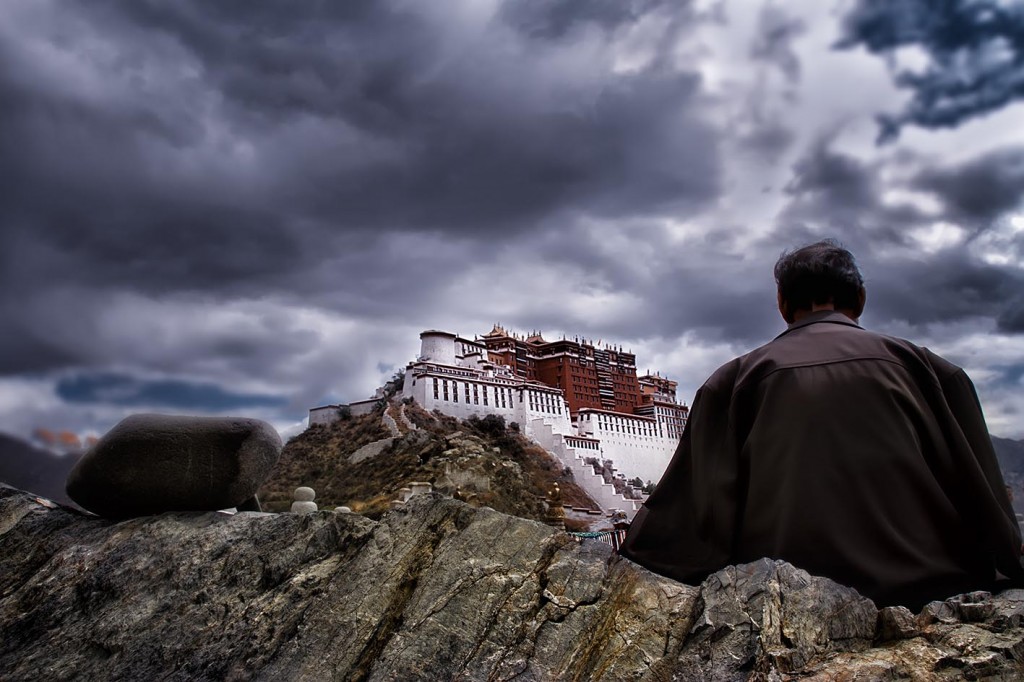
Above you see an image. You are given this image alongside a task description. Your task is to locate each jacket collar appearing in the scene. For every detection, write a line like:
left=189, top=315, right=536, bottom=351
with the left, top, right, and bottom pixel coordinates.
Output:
left=774, top=310, right=861, bottom=340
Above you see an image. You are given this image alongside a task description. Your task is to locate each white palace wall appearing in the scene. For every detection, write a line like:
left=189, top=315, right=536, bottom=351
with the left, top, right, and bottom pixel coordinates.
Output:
left=309, top=405, right=341, bottom=427
left=403, top=365, right=574, bottom=439
left=576, top=411, right=679, bottom=485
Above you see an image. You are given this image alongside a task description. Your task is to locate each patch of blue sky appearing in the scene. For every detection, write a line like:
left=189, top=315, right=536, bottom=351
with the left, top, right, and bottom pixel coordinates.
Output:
left=56, top=373, right=289, bottom=412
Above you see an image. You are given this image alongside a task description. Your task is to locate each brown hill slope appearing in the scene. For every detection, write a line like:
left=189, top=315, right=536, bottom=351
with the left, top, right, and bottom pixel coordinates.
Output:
left=259, top=401, right=597, bottom=523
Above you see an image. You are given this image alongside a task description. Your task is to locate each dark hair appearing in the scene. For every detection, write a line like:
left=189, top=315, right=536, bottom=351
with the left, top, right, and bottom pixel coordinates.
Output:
left=774, top=239, right=864, bottom=312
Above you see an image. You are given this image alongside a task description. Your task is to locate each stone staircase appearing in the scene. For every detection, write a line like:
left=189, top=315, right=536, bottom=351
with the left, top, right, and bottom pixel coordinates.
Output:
left=382, top=405, right=402, bottom=436
left=397, top=403, right=418, bottom=432
left=526, top=418, right=643, bottom=520
left=349, top=404, right=405, bottom=464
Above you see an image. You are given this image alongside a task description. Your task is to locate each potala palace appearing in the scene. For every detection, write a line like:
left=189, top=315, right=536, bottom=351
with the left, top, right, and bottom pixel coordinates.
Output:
left=310, top=326, right=689, bottom=518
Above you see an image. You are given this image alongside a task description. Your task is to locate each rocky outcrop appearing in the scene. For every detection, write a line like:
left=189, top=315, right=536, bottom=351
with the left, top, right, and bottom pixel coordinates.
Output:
left=2, top=485, right=1023, bottom=680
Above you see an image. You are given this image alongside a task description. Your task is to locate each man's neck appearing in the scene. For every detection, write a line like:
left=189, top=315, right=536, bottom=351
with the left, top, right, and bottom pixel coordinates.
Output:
left=791, top=303, right=835, bottom=321
left=791, top=306, right=859, bottom=324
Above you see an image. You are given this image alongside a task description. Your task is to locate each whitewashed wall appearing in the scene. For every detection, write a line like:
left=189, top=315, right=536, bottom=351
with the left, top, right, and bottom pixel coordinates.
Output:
left=309, top=405, right=341, bottom=427
left=419, top=331, right=457, bottom=365
left=577, top=412, right=678, bottom=485
left=404, top=368, right=573, bottom=436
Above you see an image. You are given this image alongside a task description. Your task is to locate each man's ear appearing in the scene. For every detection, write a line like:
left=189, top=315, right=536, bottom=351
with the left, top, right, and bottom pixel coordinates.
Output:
left=777, top=290, right=794, bottom=324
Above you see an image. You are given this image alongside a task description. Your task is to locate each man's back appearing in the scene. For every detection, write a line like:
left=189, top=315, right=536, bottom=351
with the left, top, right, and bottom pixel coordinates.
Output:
left=622, top=311, right=1022, bottom=609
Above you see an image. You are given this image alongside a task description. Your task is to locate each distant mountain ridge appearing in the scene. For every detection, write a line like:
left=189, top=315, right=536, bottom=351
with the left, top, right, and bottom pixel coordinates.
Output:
left=992, top=435, right=1024, bottom=513
left=0, top=433, right=81, bottom=508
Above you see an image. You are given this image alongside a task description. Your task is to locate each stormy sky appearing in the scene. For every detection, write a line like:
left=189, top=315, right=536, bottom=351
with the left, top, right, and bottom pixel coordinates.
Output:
left=2, top=0, right=1024, bottom=444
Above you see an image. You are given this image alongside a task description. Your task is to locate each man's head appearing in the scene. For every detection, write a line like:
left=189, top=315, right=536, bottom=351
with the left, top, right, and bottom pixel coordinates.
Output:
left=774, top=239, right=865, bottom=324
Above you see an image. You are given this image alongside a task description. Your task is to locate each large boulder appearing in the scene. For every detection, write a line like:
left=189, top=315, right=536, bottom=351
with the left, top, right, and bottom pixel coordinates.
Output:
left=66, top=414, right=281, bottom=518
left=2, top=486, right=1024, bottom=680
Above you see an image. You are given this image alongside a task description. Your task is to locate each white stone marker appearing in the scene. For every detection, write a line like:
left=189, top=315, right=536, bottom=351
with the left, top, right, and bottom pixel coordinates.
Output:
left=409, top=482, right=432, bottom=497
left=291, top=486, right=318, bottom=513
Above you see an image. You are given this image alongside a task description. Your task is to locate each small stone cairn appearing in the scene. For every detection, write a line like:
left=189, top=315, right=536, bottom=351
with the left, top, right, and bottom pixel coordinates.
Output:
left=291, top=487, right=318, bottom=514
left=390, top=481, right=433, bottom=508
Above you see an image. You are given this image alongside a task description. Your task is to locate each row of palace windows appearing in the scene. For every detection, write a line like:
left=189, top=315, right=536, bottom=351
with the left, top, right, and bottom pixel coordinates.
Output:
left=594, top=414, right=659, bottom=438
left=433, top=378, right=515, bottom=409
left=528, top=390, right=563, bottom=416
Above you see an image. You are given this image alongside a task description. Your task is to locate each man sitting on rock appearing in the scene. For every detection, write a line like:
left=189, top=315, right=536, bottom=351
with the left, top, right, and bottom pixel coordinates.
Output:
left=620, top=239, right=1024, bottom=609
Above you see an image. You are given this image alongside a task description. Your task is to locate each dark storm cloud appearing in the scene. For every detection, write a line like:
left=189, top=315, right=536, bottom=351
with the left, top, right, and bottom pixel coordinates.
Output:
left=63, top=0, right=716, bottom=235
left=0, top=329, right=79, bottom=375
left=778, top=139, right=926, bottom=243
left=838, top=0, right=1024, bottom=141
left=0, top=0, right=723, bottom=380
left=868, top=255, right=1024, bottom=330
left=500, top=0, right=667, bottom=40
left=513, top=223, right=782, bottom=346
left=738, top=119, right=796, bottom=165
left=0, top=1, right=718, bottom=253
left=750, top=3, right=806, bottom=83
left=785, top=142, right=878, bottom=210
left=0, top=287, right=323, bottom=382
left=992, top=363, right=1024, bottom=387
left=912, top=148, right=1024, bottom=225
left=998, top=298, right=1024, bottom=333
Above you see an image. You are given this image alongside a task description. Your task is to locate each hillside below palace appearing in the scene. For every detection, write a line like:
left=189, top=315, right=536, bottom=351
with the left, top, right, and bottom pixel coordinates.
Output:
left=310, top=326, right=689, bottom=517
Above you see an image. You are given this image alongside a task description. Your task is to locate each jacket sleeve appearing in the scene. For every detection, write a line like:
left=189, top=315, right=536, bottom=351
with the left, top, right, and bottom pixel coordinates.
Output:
left=688, top=378, right=744, bottom=556
left=618, top=384, right=732, bottom=584
left=938, top=365, right=1024, bottom=582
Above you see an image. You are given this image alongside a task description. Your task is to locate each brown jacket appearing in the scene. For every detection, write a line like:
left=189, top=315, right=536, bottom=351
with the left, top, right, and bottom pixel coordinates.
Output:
left=620, top=311, right=1023, bottom=608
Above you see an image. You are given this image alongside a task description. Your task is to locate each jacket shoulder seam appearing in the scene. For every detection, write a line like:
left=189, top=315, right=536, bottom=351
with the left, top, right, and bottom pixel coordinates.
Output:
left=735, top=355, right=913, bottom=393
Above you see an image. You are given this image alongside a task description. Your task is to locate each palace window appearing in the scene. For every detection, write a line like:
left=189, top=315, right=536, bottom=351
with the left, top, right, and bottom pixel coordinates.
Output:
left=433, top=378, right=439, bottom=399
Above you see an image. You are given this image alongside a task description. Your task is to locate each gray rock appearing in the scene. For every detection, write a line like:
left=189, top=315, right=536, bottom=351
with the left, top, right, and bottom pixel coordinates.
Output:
left=878, top=605, right=919, bottom=641
left=2, top=486, right=1024, bottom=680
left=66, top=414, right=281, bottom=518
left=669, top=558, right=877, bottom=678
left=950, top=591, right=997, bottom=622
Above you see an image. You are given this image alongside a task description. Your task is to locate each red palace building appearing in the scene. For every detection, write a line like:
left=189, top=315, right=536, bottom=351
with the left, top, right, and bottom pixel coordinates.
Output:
left=479, top=325, right=687, bottom=431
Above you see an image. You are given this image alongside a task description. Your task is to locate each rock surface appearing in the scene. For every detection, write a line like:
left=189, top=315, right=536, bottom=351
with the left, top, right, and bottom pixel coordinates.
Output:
left=66, top=414, right=282, bottom=518
left=2, top=485, right=1024, bottom=680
